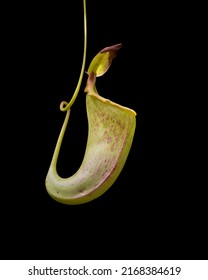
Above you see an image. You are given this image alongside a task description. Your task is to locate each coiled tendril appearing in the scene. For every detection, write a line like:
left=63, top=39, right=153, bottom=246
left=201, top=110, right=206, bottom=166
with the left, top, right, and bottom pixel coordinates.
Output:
left=59, top=0, right=87, bottom=112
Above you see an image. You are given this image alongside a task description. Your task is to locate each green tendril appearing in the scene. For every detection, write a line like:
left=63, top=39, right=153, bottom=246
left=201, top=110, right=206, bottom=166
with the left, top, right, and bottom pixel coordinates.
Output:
left=49, top=0, right=87, bottom=169
left=60, top=0, right=87, bottom=112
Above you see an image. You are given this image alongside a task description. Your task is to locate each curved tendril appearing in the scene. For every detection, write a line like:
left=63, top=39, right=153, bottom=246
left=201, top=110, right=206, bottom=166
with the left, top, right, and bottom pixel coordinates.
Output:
left=60, top=0, right=87, bottom=112
left=49, top=0, right=87, bottom=170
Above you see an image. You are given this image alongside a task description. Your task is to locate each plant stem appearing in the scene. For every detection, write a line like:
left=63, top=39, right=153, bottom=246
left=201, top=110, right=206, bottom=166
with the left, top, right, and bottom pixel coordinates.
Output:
left=60, top=0, right=87, bottom=111
left=48, top=0, right=87, bottom=170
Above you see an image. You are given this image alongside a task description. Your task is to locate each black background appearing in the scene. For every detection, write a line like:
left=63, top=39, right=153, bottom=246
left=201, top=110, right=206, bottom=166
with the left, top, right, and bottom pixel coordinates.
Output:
left=1, top=1, right=207, bottom=260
